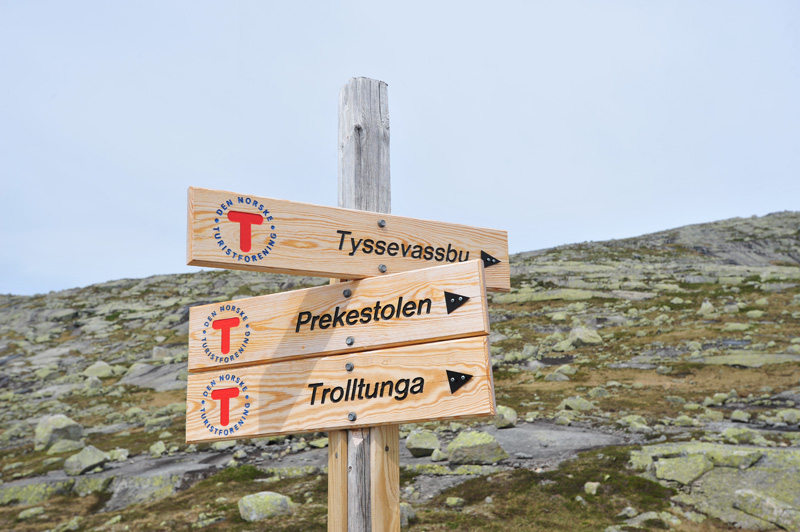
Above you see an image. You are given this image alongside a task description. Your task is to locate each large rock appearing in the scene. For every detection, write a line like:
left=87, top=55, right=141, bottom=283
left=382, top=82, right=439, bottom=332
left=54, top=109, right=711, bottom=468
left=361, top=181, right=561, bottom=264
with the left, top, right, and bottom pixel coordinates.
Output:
left=83, top=360, right=113, bottom=378
left=47, top=439, right=85, bottom=455
left=0, top=478, right=75, bottom=505
left=238, top=491, right=294, bottom=521
left=447, top=431, right=508, bottom=465
left=558, top=396, right=596, bottom=412
left=734, top=489, right=800, bottom=531
left=64, top=445, right=110, bottom=476
left=568, top=327, right=603, bottom=346
left=632, top=442, right=800, bottom=530
left=494, top=405, right=518, bottom=429
left=655, top=455, right=713, bottom=485
left=405, top=429, right=439, bottom=457
left=544, top=372, right=570, bottom=382
left=105, top=473, right=182, bottom=511
left=34, top=415, right=83, bottom=451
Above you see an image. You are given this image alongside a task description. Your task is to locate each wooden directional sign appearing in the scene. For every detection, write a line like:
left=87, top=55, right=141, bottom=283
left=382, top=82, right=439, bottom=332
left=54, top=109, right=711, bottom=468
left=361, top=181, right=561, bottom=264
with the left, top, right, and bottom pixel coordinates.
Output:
left=187, top=187, right=510, bottom=292
left=185, top=336, right=494, bottom=442
left=188, top=260, right=489, bottom=373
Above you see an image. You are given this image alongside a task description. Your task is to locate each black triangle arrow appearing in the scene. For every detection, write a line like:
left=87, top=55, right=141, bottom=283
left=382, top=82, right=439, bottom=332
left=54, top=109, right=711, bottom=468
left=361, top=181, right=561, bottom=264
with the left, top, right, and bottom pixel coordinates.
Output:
left=481, top=250, right=501, bottom=268
left=444, top=291, right=470, bottom=314
left=446, top=370, right=473, bottom=394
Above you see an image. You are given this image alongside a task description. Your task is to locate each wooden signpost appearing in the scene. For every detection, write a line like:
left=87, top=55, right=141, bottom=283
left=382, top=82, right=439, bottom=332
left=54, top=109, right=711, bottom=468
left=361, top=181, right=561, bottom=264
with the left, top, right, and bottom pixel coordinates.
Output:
left=185, top=77, right=509, bottom=531
left=187, top=187, right=510, bottom=292
left=185, top=336, right=493, bottom=443
left=187, top=260, right=489, bottom=373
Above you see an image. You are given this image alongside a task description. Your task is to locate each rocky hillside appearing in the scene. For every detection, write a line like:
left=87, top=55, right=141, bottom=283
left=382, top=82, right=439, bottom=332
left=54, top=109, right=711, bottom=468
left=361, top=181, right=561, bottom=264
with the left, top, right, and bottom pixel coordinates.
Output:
left=1, top=212, right=799, bottom=531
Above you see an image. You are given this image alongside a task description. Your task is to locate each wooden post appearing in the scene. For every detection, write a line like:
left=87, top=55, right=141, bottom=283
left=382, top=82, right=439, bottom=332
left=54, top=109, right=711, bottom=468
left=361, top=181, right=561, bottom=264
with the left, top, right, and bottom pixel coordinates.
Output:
left=329, top=77, right=399, bottom=532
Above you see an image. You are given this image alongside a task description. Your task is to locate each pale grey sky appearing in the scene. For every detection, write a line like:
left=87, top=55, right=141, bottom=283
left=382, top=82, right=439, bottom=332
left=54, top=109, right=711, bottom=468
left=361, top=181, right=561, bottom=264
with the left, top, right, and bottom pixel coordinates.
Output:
left=1, top=1, right=798, bottom=295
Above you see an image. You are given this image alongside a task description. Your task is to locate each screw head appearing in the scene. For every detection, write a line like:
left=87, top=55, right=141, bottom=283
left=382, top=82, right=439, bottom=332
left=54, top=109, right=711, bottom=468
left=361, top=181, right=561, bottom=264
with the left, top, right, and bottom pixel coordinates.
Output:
left=378, top=219, right=386, bottom=228
left=343, top=288, right=352, bottom=298
left=348, top=412, right=357, bottom=421
left=346, top=336, right=355, bottom=346
left=345, top=362, right=354, bottom=372
left=378, top=264, right=387, bottom=273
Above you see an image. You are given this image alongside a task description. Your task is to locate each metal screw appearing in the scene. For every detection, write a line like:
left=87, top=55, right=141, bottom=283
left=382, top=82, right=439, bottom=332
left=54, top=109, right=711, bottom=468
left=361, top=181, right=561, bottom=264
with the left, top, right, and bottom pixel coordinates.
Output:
left=378, top=219, right=386, bottom=228
left=343, top=288, right=352, bottom=298
left=461, top=375, right=466, bottom=380
left=348, top=412, right=357, bottom=421
left=346, top=336, right=355, bottom=346
left=345, top=362, right=354, bottom=372
left=378, top=264, right=387, bottom=273
left=450, top=377, right=455, bottom=382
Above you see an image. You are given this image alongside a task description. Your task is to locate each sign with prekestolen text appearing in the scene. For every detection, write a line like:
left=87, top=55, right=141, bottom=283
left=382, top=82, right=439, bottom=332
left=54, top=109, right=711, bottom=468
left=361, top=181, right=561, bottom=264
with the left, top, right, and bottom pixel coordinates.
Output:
left=187, top=187, right=510, bottom=292
left=185, top=336, right=494, bottom=442
left=187, top=260, right=489, bottom=373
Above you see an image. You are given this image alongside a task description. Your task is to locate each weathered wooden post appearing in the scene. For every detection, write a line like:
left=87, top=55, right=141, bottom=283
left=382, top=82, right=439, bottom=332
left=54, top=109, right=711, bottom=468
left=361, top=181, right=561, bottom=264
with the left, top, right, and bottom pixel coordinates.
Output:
left=329, top=77, right=399, bottom=531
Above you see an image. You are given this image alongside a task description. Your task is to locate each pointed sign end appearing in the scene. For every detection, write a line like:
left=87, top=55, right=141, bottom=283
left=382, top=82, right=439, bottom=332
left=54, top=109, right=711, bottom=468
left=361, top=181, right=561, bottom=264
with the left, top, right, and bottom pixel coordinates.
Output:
left=444, top=291, right=470, bottom=314
left=481, top=250, right=501, bottom=268
left=446, top=370, right=473, bottom=394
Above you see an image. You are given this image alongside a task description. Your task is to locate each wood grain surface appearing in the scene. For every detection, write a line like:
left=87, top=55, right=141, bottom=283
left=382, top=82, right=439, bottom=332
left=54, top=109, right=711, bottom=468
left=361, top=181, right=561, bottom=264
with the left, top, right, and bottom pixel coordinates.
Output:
left=188, top=259, right=489, bottom=372
left=187, top=187, right=509, bottom=292
left=185, top=336, right=494, bottom=443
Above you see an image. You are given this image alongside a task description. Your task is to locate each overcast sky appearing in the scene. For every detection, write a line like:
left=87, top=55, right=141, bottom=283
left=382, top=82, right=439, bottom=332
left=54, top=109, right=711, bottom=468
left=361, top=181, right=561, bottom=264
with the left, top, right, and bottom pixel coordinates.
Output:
left=1, top=1, right=798, bottom=296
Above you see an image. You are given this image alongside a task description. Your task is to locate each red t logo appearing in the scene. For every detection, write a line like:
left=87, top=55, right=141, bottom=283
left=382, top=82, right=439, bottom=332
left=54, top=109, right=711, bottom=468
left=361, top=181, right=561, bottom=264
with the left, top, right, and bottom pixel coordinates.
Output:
left=227, top=211, right=263, bottom=252
left=210, top=387, right=240, bottom=426
left=212, top=317, right=240, bottom=354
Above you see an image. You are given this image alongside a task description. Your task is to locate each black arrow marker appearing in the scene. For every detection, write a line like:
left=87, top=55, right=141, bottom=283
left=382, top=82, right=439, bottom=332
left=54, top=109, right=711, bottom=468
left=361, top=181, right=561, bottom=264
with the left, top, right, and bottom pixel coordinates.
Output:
left=446, top=370, right=473, bottom=394
left=481, top=250, right=501, bottom=268
left=443, top=291, right=470, bottom=315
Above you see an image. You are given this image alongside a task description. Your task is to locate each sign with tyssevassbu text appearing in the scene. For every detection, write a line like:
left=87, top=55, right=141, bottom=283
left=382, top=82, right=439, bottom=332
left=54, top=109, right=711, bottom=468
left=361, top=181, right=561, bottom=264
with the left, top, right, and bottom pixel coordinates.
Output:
left=187, top=187, right=509, bottom=292
left=187, top=260, right=489, bottom=373
left=185, top=336, right=494, bottom=442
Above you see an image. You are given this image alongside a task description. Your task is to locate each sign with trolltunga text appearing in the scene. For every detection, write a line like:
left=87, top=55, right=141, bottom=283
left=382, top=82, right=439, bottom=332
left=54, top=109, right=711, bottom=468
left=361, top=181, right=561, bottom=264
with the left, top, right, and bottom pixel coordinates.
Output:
left=187, top=187, right=510, bottom=292
left=185, top=336, right=494, bottom=442
left=187, top=260, right=489, bottom=373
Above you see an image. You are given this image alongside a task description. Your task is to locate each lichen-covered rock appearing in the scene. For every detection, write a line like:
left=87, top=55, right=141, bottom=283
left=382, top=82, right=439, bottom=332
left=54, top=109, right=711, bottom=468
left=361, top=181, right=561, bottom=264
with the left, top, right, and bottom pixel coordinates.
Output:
left=108, top=448, right=129, bottom=462
left=64, top=445, right=110, bottom=476
left=731, top=410, right=751, bottom=423
left=105, top=473, right=182, bottom=511
left=584, top=481, right=600, bottom=495
left=445, top=496, right=465, bottom=508
left=17, top=506, right=45, bottom=520
left=238, top=491, right=294, bottom=521
left=144, top=415, right=173, bottom=433
left=494, top=405, right=518, bottom=428
left=568, top=327, right=603, bottom=346
left=400, top=501, right=416, bottom=527
left=431, top=448, right=448, bottom=462
left=654, top=455, right=713, bottom=485
left=698, top=300, right=716, bottom=316
left=47, top=439, right=85, bottom=455
left=722, top=427, right=770, bottom=446
left=777, top=409, right=800, bottom=424
left=706, top=449, right=762, bottom=469
left=405, top=429, right=439, bottom=457
left=73, top=475, right=114, bottom=496
left=34, top=415, right=83, bottom=451
left=734, top=489, right=800, bottom=531
left=555, top=364, right=578, bottom=376
left=83, top=360, right=113, bottom=378
left=447, top=431, right=508, bottom=465
left=210, top=440, right=237, bottom=451
left=544, top=372, right=570, bottom=382
left=0, top=478, right=75, bottom=505
left=558, top=396, right=596, bottom=412
left=588, top=386, right=610, bottom=398
left=149, top=441, right=167, bottom=458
